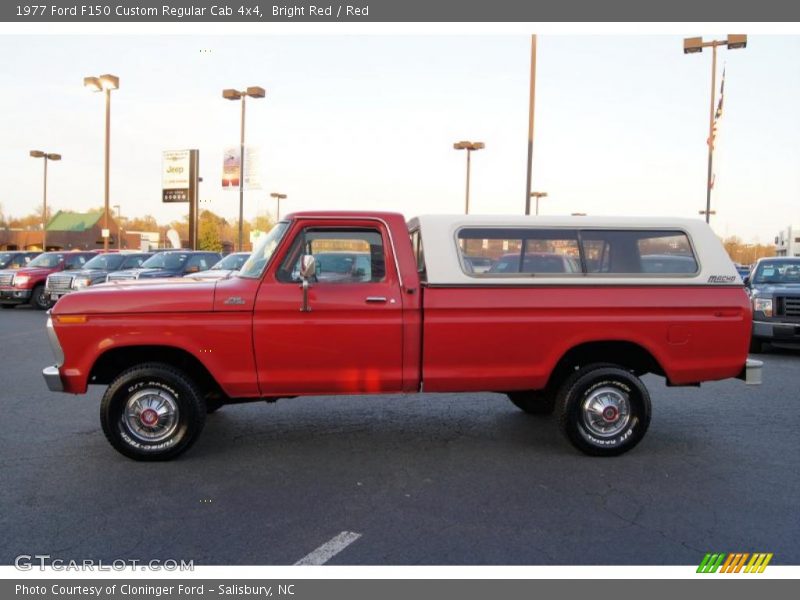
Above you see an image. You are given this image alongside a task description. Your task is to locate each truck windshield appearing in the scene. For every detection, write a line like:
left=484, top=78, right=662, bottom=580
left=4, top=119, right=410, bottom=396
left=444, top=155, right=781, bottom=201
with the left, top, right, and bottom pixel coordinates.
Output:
left=27, top=253, right=64, bottom=268
left=753, top=260, right=800, bottom=285
left=239, top=222, right=289, bottom=279
left=0, top=253, right=15, bottom=268
left=141, top=253, right=189, bottom=270
left=83, top=254, right=124, bottom=270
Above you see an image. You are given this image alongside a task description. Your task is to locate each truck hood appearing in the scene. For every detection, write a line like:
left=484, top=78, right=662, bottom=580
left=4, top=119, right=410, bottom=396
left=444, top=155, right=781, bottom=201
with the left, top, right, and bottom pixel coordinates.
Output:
left=751, top=283, right=800, bottom=296
left=51, top=277, right=217, bottom=314
left=15, top=266, right=60, bottom=277
left=113, top=268, right=180, bottom=279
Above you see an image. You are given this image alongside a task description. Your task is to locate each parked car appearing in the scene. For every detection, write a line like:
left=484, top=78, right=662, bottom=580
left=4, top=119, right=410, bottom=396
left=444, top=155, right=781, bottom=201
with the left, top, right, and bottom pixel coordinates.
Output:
left=0, top=251, right=40, bottom=270
left=735, top=264, right=752, bottom=279
left=185, top=252, right=250, bottom=280
left=0, top=251, right=97, bottom=310
left=487, top=252, right=582, bottom=274
left=640, top=254, right=698, bottom=274
left=463, top=256, right=494, bottom=273
left=46, top=252, right=152, bottom=302
left=106, top=251, right=222, bottom=281
left=43, top=213, right=760, bottom=461
left=746, top=256, right=800, bottom=352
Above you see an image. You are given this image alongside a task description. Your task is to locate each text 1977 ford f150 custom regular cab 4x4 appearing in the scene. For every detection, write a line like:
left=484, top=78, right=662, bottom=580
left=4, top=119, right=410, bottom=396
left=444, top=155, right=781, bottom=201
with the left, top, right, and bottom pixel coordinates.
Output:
left=42, top=212, right=762, bottom=460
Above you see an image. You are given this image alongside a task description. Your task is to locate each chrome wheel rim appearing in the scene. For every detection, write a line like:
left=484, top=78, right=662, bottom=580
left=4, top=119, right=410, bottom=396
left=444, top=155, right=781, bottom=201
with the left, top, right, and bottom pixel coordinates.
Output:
left=123, top=388, right=180, bottom=443
left=581, top=386, right=631, bottom=438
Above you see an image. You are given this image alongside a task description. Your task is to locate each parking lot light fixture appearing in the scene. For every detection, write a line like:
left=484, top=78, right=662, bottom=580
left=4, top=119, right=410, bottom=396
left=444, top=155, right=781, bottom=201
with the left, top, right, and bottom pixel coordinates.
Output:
left=84, top=72, right=120, bottom=251
left=29, top=150, right=61, bottom=250
left=529, top=191, right=548, bottom=216
left=223, top=85, right=266, bottom=250
left=453, top=141, right=485, bottom=215
left=270, top=192, right=287, bottom=220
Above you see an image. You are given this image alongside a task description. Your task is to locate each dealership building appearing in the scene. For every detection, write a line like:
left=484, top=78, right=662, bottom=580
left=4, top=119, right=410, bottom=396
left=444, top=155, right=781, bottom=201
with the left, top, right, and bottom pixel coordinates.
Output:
left=775, top=225, right=800, bottom=257
left=0, top=210, right=158, bottom=251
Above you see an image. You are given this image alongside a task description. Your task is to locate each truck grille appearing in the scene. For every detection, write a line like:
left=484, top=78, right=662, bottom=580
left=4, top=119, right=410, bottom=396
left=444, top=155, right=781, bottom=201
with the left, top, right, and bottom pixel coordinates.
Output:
left=0, top=273, right=13, bottom=286
left=47, top=274, right=73, bottom=293
left=778, top=296, right=800, bottom=318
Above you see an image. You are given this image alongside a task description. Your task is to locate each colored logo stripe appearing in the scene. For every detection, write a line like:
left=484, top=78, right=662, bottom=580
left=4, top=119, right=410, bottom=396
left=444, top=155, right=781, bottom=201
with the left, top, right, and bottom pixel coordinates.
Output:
left=697, top=552, right=773, bottom=573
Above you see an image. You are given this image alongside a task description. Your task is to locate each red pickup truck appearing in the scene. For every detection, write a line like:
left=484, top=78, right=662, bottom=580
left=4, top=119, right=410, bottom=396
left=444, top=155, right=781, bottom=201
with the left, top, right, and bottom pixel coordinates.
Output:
left=1, top=251, right=98, bottom=310
left=43, top=212, right=761, bottom=460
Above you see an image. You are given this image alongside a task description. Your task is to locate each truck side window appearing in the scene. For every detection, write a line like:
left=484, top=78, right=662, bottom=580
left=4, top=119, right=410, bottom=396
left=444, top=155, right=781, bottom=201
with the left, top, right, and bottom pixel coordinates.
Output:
left=581, top=230, right=698, bottom=275
left=456, top=228, right=581, bottom=276
left=277, top=228, right=387, bottom=284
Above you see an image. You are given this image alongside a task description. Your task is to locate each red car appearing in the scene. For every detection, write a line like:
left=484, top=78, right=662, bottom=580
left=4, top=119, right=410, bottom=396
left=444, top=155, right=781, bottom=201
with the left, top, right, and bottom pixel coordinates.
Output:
left=0, top=251, right=98, bottom=310
left=43, top=213, right=761, bottom=460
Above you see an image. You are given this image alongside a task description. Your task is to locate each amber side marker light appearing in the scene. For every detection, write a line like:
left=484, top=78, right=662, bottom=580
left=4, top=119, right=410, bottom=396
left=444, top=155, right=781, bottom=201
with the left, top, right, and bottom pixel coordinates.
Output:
left=55, top=315, right=88, bottom=324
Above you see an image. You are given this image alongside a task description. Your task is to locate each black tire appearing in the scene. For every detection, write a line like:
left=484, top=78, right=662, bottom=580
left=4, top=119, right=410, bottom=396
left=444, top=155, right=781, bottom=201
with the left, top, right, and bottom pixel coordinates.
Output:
left=749, top=338, right=764, bottom=354
left=556, top=365, right=651, bottom=457
left=205, top=397, right=224, bottom=414
left=0, top=304, right=14, bottom=309
left=507, top=390, right=556, bottom=415
left=29, top=285, right=51, bottom=310
left=100, top=362, right=206, bottom=461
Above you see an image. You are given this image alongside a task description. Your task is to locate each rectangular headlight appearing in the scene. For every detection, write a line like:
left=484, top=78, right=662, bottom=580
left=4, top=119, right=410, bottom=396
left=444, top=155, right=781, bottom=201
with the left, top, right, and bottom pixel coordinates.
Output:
left=753, top=298, right=773, bottom=317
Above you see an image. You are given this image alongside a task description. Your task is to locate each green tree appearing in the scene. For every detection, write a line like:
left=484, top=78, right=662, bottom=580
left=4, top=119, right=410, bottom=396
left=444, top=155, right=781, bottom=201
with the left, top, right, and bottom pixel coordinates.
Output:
left=197, top=210, right=227, bottom=252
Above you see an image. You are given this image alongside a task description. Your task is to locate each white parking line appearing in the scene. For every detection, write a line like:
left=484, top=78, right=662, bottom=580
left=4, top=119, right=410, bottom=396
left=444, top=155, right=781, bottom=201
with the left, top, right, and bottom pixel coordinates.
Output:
left=294, top=531, right=362, bottom=565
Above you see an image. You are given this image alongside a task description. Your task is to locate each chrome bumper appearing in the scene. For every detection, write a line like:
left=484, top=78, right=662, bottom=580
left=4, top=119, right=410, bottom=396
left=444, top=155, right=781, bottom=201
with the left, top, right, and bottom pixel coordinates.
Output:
left=42, top=316, right=65, bottom=392
left=738, top=358, right=763, bottom=385
left=42, top=366, right=63, bottom=392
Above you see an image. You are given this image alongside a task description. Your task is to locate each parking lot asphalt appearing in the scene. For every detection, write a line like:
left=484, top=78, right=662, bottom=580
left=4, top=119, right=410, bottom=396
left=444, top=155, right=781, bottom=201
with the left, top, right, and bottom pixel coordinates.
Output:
left=1, top=306, right=798, bottom=566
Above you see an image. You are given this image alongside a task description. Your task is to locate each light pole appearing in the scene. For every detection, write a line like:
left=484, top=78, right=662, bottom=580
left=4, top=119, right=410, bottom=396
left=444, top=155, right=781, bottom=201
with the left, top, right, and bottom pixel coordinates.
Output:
left=525, top=34, right=538, bottom=215
left=29, top=150, right=61, bottom=250
left=530, top=191, right=548, bottom=216
left=453, top=141, right=484, bottom=214
left=83, top=74, right=119, bottom=251
left=113, top=204, right=122, bottom=249
left=683, top=35, right=747, bottom=224
left=222, top=86, right=266, bottom=250
left=270, top=192, right=287, bottom=221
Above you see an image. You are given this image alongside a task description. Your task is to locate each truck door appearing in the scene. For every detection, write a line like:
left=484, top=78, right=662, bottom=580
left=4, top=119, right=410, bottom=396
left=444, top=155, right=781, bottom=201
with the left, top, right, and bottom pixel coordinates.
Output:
left=253, top=221, right=405, bottom=395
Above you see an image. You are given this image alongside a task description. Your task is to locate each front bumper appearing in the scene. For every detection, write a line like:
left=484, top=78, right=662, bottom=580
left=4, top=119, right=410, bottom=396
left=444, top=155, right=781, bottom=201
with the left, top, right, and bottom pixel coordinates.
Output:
left=42, top=366, right=63, bottom=391
left=752, top=320, right=800, bottom=345
left=0, top=287, right=32, bottom=303
left=42, top=316, right=65, bottom=392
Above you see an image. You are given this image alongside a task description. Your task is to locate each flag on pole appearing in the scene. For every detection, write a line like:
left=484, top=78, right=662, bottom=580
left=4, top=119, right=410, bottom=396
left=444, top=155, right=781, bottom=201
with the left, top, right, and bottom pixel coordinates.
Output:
left=708, top=66, right=726, bottom=151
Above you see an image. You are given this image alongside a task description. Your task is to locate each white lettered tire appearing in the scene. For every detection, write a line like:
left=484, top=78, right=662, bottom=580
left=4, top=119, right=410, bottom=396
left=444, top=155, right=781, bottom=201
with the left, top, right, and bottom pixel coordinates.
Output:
left=100, top=363, right=206, bottom=461
left=556, top=365, right=651, bottom=456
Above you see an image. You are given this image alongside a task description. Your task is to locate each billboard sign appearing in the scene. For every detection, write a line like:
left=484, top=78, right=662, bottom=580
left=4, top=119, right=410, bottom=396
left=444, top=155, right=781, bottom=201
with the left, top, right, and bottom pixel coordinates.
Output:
left=162, top=150, right=191, bottom=202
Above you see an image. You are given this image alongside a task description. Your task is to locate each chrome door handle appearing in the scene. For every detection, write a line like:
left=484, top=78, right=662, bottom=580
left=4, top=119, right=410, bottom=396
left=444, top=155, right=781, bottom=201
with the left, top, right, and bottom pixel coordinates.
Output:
left=365, top=296, right=387, bottom=303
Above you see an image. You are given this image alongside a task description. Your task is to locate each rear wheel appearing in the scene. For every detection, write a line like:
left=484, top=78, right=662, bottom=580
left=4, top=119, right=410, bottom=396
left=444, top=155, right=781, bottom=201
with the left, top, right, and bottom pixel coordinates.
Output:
left=100, top=363, right=206, bottom=461
left=507, top=390, right=555, bottom=415
left=556, top=364, right=651, bottom=457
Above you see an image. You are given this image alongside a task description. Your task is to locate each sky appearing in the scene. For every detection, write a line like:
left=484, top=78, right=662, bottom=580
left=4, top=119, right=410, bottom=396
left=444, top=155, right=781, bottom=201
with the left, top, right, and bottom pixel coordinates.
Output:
left=0, top=34, right=797, bottom=242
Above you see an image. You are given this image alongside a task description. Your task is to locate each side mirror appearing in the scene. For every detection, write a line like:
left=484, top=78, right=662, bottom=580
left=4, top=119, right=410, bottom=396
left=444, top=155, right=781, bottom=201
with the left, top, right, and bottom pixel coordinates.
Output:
left=299, top=254, right=316, bottom=313
left=743, top=275, right=750, bottom=286
left=300, top=254, right=316, bottom=280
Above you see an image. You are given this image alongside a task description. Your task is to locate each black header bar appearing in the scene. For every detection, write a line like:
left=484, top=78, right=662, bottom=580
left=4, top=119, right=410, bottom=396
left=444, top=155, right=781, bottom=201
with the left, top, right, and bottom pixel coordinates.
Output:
left=3, top=0, right=800, bottom=22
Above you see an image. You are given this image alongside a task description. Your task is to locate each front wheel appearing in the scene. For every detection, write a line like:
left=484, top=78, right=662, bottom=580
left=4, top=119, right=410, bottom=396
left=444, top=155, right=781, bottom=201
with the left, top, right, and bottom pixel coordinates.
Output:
left=30, top=285, right=52, bottom=310
left=100, top=363, right=206, bottom=461
left=749, top=338, right=764, bottom=354
left=556, top=365, right=651, bottom=457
